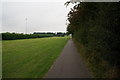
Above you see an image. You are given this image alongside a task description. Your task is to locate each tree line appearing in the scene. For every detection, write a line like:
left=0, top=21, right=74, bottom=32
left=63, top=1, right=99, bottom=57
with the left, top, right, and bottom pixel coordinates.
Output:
left=34, top=32, right=66, bottom=37
left=2, top=32, right=66, bottom=40
left=67, top=2, right=120, bottom=77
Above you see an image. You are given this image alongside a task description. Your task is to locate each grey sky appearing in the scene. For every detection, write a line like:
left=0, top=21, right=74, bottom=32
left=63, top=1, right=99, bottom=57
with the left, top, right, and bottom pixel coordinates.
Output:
left=2, top=0, right=119, bottom=34
left=2, top=0, right=74, bottom=33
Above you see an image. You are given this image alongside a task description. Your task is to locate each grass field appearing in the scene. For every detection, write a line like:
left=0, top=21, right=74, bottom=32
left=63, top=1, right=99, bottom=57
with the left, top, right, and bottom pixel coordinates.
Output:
left=0, top=41, right=2, bottom=79
left=2, top=37, right=69, bottom=78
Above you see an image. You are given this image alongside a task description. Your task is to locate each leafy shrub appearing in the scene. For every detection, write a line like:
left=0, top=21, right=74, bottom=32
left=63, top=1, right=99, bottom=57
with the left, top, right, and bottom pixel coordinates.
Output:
left=67, top=2, right=120, bottom=77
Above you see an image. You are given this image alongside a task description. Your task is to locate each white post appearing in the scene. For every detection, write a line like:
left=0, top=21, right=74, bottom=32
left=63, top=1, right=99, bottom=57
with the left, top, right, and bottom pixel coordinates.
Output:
left=25, top=18, right=27, bottom=34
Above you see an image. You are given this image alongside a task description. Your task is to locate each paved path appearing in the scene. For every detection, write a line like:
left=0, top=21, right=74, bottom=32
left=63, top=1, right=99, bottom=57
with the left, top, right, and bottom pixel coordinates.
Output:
left=44, top=39, right=91, bottom=78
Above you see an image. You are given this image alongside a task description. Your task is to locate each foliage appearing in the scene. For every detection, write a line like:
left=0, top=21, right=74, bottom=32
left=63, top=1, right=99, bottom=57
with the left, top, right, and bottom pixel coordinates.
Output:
left=67, top=2, right=120, bottom=77
left=34, top=32, right=66, bottom=37
left=2, top=32, right=66, bottom=40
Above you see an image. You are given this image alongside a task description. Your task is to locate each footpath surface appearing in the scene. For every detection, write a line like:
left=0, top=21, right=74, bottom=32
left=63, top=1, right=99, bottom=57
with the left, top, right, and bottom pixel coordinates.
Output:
left=44, top=39, right=91, bottom=78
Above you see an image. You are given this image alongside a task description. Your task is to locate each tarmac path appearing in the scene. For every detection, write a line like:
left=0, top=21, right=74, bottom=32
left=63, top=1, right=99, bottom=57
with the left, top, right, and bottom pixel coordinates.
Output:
left=44, top=39, right=91, bottom=78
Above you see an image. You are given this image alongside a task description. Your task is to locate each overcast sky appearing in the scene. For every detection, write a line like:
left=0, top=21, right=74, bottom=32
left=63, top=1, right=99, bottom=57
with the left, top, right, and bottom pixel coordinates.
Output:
left=1, top=0, right=74, bottom=33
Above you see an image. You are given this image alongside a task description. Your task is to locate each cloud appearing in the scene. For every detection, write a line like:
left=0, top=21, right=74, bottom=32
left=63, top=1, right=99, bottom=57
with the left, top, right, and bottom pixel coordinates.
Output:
left=2, top=2, right=73, bottom=33
left=1, top=0, right=68, bottom=2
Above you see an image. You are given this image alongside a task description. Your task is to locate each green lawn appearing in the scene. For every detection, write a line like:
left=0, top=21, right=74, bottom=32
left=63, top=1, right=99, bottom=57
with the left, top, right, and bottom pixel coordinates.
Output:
left=2, top=37, right=69, bottom=78
left=0, top=41, right=2, bottom=79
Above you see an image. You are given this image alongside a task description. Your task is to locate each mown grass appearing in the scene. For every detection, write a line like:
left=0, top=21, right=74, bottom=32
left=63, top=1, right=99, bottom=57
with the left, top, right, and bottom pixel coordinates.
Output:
left=2, top=37, right=69, bottom=78
left=0, top=41, right=2, bottom=79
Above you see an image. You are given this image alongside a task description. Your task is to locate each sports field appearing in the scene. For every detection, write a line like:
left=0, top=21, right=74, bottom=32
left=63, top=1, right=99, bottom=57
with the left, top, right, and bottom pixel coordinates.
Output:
left=2, top=37, right=69, bottom=78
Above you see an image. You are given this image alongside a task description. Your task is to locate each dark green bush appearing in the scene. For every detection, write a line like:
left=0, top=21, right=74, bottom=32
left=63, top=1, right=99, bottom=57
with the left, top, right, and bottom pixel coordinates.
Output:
left=67, top=2, right=120, bottom=77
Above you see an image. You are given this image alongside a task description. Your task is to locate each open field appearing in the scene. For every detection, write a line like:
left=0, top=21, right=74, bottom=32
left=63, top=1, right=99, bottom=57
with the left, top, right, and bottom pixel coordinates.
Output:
left=0, top=41, right=2, bottom=79
left=2, top=37, right=69, bottom=78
